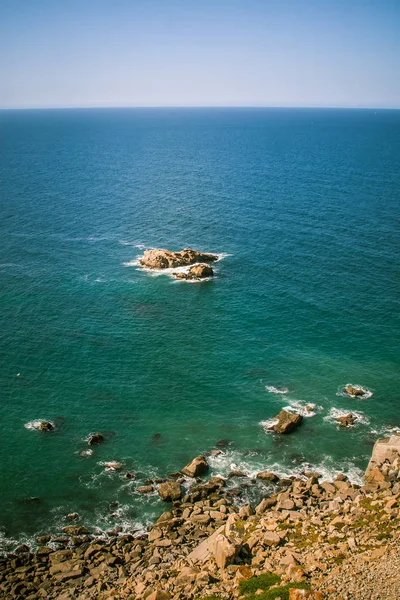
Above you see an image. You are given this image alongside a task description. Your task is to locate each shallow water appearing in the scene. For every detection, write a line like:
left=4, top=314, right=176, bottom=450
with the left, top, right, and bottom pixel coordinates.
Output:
left=0, top=107, right=399, bottom=549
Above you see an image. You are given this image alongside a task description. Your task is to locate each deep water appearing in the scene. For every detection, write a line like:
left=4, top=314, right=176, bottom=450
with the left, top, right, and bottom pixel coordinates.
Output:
left=0, top=107, right=399, bottom=549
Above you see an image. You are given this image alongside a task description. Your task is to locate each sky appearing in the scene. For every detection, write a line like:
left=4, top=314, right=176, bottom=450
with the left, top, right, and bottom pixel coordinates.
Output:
left=0, top=0, right=399, bottom=109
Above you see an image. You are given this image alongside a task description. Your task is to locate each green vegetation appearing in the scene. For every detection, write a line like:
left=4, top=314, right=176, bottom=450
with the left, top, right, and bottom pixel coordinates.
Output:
left=243, top=582, right=311, bottom=600
left=238, top=573, right=310, bottom=600
left=239, top=573, right=281, bottom=594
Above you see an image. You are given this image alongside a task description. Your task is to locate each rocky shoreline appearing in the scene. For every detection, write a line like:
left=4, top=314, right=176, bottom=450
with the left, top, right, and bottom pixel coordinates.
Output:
left=1, top=434, right=399, bottom=599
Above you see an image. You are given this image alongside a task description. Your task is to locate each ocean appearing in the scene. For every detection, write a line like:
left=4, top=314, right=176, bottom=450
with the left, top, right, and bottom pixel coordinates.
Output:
left=0, top=107, right=399, bottom=550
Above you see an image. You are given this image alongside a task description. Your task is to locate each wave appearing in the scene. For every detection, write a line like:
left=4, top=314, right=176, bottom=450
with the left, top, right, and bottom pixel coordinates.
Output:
left=24, top=419, right=55, bottom=431
left=282, top=400, right=322, bottom=418
left=336, top=384, right=373, bottom=399
left=265, top=385, right=288, bottom=394
left=259, top=418, right=279, bottom=433
left=323, top=407, right=370, bottom=426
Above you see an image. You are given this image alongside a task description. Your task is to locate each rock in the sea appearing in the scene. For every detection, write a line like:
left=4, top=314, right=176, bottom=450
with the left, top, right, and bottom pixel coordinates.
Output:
left=62, top=525, right=89, bottom=536
left=345, top=384, right=367, bottom=397
left=181, top=455, right=209, bottom=478
left=38, top=421, right=54, bottom=432
left=269, top=410, right=303, bottom=434
left=174, top=263, right=214, bottom=280
left=139, top=248, right=218, bottom=269
left=104, top=461, right=122, bottom=471
left=336, top=413, right=357, bottom=428
left=88, top=433, right=104, bottom=445
left=137, top=485, right=154, bottom=494
left=158, top=481, right=181, bottom=502
left=256, top=471, right=279, bottom=482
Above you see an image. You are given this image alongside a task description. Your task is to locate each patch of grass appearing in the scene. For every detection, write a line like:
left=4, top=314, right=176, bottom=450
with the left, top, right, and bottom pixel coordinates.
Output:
left=239, top=573, right=281, bottom=595
left=245, top=582, right=311, bottom=600
left=376, top=532, right=392, bottom=540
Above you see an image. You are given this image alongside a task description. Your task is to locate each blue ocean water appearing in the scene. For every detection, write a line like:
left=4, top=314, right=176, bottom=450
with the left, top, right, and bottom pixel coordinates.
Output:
left=0, top=108, right=399, bottom=549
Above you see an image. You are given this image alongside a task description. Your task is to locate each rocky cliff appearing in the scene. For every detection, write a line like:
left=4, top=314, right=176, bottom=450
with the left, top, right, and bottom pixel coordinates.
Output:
left=1, top=435, right=399, bottom=600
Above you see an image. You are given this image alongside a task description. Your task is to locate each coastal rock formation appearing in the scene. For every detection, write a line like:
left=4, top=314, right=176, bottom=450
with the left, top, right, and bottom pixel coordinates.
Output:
left=256, top=471, right=279, bottom=482
left=88, top=433, right=104, bottom=445
left=139, top=248, right=218, bottom=269
left=158, top=481, right=182, bottom=501
left=174, top=263, right=214, bottom=280
left=1, top=432, right=400, bottom=600
left=364, top=432, right=400, bottom=485
left=336, top=413, right=357, bottom=428
left=181, top=454, right=209, bottom=478
left=345, top=384, right=367, bottom=397
left=38, top=421, right=54, bottom=432
left=269, top=410, right=303, bottom=434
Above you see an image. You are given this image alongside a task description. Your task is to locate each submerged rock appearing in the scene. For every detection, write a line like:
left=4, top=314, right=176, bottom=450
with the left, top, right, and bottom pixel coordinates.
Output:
left=139, top=248, right=218, bottom=269
left=337, top=413, right=357, bottom=428
left=269, top=410, right=303, bottom=434
left=174, top=263, right=214, bottom=280
left=181, top=455, right=209, bottom=478
left=88, top=433, right=104, bottom=445
left=345, top=384, right=367, bottom=397
left=104, top=461, right=122, bottom=471
left=38, top=421, right=54, bottom=432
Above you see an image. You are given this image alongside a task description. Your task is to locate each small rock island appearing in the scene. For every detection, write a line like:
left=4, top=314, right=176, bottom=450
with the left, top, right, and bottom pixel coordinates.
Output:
left=139, top=248, right=218, bottom=280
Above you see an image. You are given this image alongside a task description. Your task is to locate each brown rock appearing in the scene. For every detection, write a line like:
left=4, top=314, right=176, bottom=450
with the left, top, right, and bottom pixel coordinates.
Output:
left=212, top=533, right=241, bottom=569
left=336, top=413, right=357, bottom=428
left=62, top=526, right=89, bottom=536
left=158, top=481, right=181, bottom=502
left=181, top=455, right=209, bottom=478
left=175, top=263, right=214, bottom=280
left=256, top=471, right=279, bottom=482
left=147, top=592, right=171, bottom=600
left=269, top=410, right=303, bottom=434
left=137, top=485, right=154, bottom=493
left=38, top=421, right=54, bottom=432
left=289, top=590, right=323, bottom=600
left=345, top=384, right=367, bottom=397
left=139, top=248, right=218, bottom=270
left=88, top=433, right=104, bottom=445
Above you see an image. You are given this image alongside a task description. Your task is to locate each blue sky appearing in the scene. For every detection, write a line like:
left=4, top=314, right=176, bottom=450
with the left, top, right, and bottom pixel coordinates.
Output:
left=1, top=0, right=399, bottom=108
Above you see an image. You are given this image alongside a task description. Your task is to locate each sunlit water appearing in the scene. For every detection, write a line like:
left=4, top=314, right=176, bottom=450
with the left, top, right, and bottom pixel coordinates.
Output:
left=1, top=108, right=399, bottom=550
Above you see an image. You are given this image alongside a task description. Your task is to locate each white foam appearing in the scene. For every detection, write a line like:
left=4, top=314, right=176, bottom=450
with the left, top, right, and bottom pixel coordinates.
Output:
left=259, top=418, right=279, bottom=433
left=324, top=407, right=370, bottom=426
left=336, top=384, right=373, bottom=399
left=265, top=386, right=288, bottom=394
left=24, top=419, right=55, bottom=431
left=119, top=242, right=147, bottom=249
left=282, top=400, right=322, bottom=418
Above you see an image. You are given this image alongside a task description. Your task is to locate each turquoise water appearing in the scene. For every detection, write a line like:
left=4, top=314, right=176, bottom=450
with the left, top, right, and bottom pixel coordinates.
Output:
left=1, top=108, right=399, bottom=549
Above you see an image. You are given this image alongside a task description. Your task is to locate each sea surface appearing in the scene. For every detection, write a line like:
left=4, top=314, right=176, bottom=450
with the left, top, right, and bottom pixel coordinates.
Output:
left=0, top=107, right=399, bottom=550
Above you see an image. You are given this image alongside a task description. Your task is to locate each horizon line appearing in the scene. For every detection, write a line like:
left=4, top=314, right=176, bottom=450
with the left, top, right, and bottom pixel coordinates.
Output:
left=1, top=104, right=400, bottom=111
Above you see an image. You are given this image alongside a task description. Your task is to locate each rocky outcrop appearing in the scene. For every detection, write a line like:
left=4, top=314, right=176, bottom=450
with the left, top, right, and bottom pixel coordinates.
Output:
left=139, top=248, right=218, bottom=270
left=345, top=384, right=367, bottom=397
left=336, top=413, right=357, bottom=428
left=1, top=434, right=400, bottom=600
left=269, top=410, right=303, bottom=434
left=181, top=455, right=209, bottom=478
left=174, top=264, right=214, bottom=280
left=87, top=433, right=104, bottom=445
left=158, top=481, right=182, bottom=501
left=38, top=421, right=54, bottom=432
left=364, top=432, right=400, bottom=486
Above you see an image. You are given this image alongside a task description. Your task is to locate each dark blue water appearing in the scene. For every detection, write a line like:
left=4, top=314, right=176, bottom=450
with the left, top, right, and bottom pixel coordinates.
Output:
left=1, top=108, right=399, bottom=549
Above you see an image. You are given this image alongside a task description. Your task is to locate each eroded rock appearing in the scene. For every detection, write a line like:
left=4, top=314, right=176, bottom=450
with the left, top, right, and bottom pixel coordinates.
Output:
left=269, top=410, right=303, bottom=434
left=175, top=263, right=214, bottom=280
left=139, top=248, right=218, bottom=270
left=181, top=455, right=209, bottom=478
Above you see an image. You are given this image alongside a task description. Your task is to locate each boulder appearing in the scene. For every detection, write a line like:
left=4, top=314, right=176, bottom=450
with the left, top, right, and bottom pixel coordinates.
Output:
left=62, top=526, right=89, bottom=536
left=345, top=384, right=367, bottom=397
left=158, top=481, right=181, bottom=502
left=137, top=485, right=154, bottom=494
left=289, top=590, right=323, bottom=600
left=336, top=413, right=357, bottom=428
left=175, top=264, right=214, bottom=280
left=256, top=471, right=279, bottom=482
left=88, top=433, right=104, bottom=445
left=104, top=461, right=122, bottom=471
left=364, top=434, right=400, bottom=484
left=269, top=410, right=303, bottom=434
left=38, top=421, right=54, bottom=432
left=211, top=533, right=241, bottom=569
left=181, top=455, right=209, bottom=478
left=139, top=248, right=218, bottom=270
